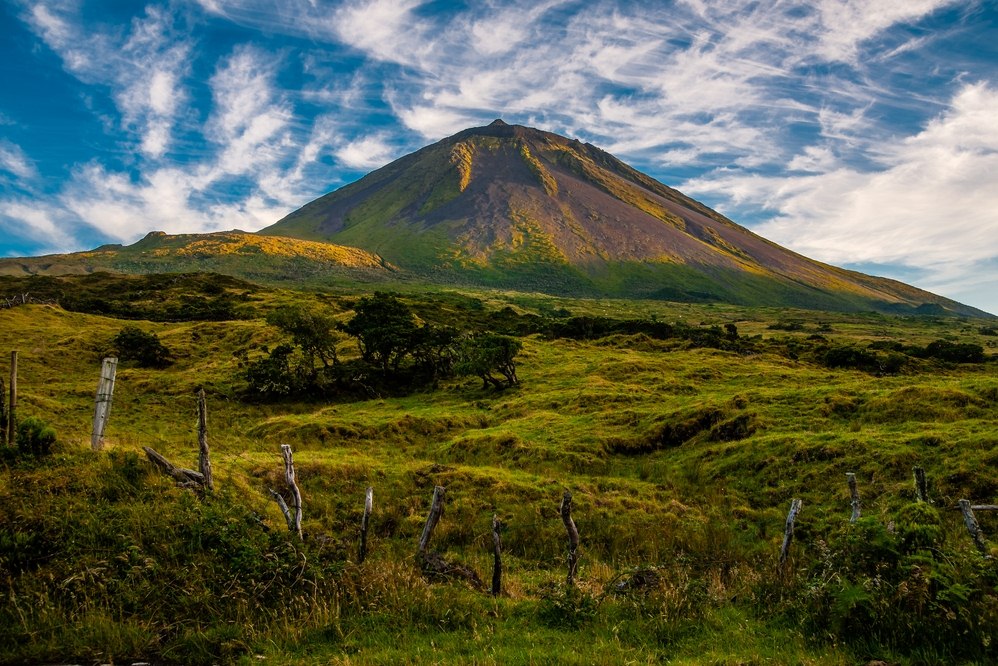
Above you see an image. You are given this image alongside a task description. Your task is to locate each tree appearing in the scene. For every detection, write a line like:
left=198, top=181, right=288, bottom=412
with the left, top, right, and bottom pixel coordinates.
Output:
left=266, top=305, right=341, bottom=374
left=341, top=292, right=418, bottom=374
left=244, top=343, right=301, bottom=398
left=455, top=333, right=522, bottom=389
left=112, top=326, right=172, bottom=368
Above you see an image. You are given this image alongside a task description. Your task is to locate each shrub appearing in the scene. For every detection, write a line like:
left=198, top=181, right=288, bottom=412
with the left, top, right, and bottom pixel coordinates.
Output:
left=455, top=333, right=522, bottom=389
left=16, top=416, right=56, bottom=456
left=112, top=326, right=172, bottom=368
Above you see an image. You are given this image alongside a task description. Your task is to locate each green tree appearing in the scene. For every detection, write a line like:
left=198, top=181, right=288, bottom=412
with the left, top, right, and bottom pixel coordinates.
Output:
left=113, top=326, right=172, bottom=368
left=341, top=292, right=418, bottom=374
left=266, top=305, right=341, bottom=374
left=455, top=333, right=522, bottom=389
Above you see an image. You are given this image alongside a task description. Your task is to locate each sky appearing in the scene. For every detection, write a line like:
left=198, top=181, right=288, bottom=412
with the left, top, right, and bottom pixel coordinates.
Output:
left=1, top=1, right=997, bottom=314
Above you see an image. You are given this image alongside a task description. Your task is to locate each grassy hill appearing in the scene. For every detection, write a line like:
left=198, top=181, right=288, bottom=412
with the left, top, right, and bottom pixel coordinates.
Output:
left=1, top=274, right=997, bottom=664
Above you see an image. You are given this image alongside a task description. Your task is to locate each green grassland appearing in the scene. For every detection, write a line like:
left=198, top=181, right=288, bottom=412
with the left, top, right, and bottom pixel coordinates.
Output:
left=1, top=274, right=997, bottom=664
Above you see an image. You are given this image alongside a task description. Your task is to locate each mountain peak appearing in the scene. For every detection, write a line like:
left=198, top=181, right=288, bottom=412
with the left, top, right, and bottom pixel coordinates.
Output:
left=488, top=118, right=508, bottom=126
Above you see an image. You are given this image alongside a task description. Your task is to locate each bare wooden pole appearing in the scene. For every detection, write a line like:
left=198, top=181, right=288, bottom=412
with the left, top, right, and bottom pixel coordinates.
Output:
left=197, top=388, right=214, bottom=492
left=269, top=488, right=295, bottom=532
left=846, top=473, right=861, bottom=523
left=142, top=446, right=206, bottom=487
left=418, top=486, right=446, bottom=554
left=90, top=357, right=117, bottom=451
left=913, top=466, right=928, bottom=503
left=958, top=499, right=990, bottom=557
left=358, top=486, right=373, bottom=564
left=779, top=498, right=803, bottom=566
left=971, top=505, right=998, bottom=511
left=0, top=374, right=6, bottom=445
left=560, top=490, right=580, bottom=586
left=491, top=513, right=503, bottom=596
left=7, top=351, right=17, bottom=447
left=281, top=444, right=303, bottom=539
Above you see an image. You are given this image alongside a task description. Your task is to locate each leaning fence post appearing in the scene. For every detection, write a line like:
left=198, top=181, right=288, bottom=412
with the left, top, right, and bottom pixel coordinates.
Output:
left=7, top=351, right=17, bottom=447
left=958, top=499, right=991, bottom=557
left=846, top=473, right=861, bottom=523
left=913, top=466, right=928, bottom=503
left=281, top=444, right=303, bottom=539
left=358, top=486, right=373, bottom=564
left=418, top=486, right=446, bottom=555
left=560, top=490, right=580, bottom=586
left=779, top=498, right=803, bottom=566
left=90, top=357, right=117, bottom=451
left=491, top=513, right=503, bottom=596
left=196, top=388, right=214, bottom=492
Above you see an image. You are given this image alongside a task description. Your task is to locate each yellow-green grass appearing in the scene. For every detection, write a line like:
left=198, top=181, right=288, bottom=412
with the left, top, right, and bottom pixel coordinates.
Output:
left=1, top=285, right=996, bottom=665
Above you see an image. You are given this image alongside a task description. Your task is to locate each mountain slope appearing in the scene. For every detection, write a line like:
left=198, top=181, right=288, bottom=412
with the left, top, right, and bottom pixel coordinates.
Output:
left=0, top=230, right=396, bottom=283
left=266, top=120, right=987, bottom=316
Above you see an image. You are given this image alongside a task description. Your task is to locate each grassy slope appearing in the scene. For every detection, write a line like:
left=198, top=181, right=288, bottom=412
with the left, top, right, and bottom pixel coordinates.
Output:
left=1, top=282, right=997, bottom=664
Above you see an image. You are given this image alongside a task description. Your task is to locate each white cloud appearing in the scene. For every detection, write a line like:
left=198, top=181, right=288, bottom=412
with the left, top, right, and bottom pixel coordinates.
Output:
left=335, top=135, right=395, bottom=169
left=684, top=83, right=998, bottom=309
left=0, top=141, right=38, bottom=180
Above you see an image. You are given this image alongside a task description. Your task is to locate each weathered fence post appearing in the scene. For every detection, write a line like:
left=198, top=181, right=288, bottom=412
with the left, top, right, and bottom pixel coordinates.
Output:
left=418, top=486, right=446, bottom=555
left=142, top=446, right=206, bottom=488
left=913, top=466, right=928, bottom=503
left=358, top=486, right=373, bottom=564
left=282, top=444, right=303, bottom=539
left=90, top=356, right=117, bottom=451
left=958, top=499, right=990, bottom=557
left=0, top=374, right=6, bottom=445
left=7, top=351, right=17, bottom=447
left=560, top=490, right=580, bottom=586
left=779, top=498, right=803, bottom=566
left=846, top=473, right=861, bottom=523
left=491, top=513, right=503, bottom=596
left=196, top=388, right=214, bottom=492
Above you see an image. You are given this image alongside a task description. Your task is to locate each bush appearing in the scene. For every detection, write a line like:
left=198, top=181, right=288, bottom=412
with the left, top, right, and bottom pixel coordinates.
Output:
left=16, top=416, right=56, bottom=456
left=113, top=326, right=172, bottom=368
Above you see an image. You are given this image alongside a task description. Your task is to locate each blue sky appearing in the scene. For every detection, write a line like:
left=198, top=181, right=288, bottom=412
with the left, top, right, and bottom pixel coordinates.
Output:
left=2, top=0, right=997, bottom=314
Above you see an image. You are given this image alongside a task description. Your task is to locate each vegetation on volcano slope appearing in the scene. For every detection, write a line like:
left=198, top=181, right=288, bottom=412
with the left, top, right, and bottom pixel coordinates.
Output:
left=1, top=273, right=997, bottom=665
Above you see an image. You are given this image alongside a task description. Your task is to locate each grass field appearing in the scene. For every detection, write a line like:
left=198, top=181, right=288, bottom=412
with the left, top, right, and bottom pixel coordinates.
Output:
left=1, top=275, right=996, bottom=664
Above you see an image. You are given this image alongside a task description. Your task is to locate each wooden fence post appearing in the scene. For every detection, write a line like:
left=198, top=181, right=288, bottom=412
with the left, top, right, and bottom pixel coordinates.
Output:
left=0, top=374, right=6, bottom=445
left=197, top=388, right=214, bottom=492
left=359, top=486, right=373, bottom=564
left=958, top=499, right=990, bottom=557
left=846, top=473, right=861, bottom=523
left=560, top=490, right=580, bottom=586
left=281, top=444, right=303, bottom=539
left=418, top=486, right=446, bottom=554
left=491, top=513, right=502, bottom=596
left=90, top=357, right=117, bottom=451
left=913, top=466, right=928, bottom=503
left=779, top=498, right=803, bottom=566
left=7, top=351, right=17, bottom=447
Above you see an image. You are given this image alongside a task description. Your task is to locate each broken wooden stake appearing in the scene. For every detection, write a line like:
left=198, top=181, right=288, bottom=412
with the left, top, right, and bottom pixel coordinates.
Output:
left=269, top=488, right=295, bottom=532
left=491, top=513, right=502, bottom=597
left=560, top=490, right=580, bottom=586
left=0, top=374, right=6, bottom=445
left=196, top=388, right=213, bottom=491
left=913, top=466, right=928, bottom=503
left=846, top=472, right=861, bottom=523
left=779, top=498, right=803, bottom=566
left=958, top=499, right=991, bottom=557
left=281, top=444, right=303, bottom=539
left=7, top=351, right=17, bottom=447
left=358, top=486, right=373, bottom=564
left=418, top=486, right=446, bottom=554
left=971, top=505, right=998, bottom=511
left=90, top=357, right=117, bottom=451
left=142, top=446, right=206, bottom=488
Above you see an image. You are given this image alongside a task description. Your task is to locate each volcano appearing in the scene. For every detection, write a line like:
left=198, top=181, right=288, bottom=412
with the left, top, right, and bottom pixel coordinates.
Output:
left=264, top=120, right=984, bottom=316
